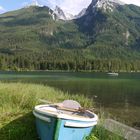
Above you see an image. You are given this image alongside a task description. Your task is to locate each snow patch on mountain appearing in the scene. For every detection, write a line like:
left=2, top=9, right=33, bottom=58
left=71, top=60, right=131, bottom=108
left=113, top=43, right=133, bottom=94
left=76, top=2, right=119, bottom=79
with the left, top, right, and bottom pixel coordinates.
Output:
left=54, top=6, right=75, bottom=20
left=91, top=0, right=125, bottom=12
left=54, top=6, right=67, bottom=20
left=64, top=12, right=75, bottom=20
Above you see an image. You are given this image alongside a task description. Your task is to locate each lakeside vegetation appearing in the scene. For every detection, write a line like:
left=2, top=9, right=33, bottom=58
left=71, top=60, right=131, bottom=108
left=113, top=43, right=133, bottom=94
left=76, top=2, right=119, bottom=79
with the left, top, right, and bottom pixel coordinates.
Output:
left=1, top=53, right=140, bottom=72
left=0, top=82, right=123, bottom=140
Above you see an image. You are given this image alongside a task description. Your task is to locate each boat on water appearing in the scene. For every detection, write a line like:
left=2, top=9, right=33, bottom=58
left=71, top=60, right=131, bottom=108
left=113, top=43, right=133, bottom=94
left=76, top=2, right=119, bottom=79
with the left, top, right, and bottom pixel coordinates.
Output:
left=107, top=72, right=119, bottom=76
left=33, top=100, right=98, bottom=140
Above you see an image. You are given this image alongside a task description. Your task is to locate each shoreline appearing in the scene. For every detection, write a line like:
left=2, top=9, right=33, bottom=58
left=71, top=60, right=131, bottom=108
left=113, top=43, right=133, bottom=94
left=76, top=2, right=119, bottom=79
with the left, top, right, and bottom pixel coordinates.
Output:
left=0, top=70, right=140, bottom=73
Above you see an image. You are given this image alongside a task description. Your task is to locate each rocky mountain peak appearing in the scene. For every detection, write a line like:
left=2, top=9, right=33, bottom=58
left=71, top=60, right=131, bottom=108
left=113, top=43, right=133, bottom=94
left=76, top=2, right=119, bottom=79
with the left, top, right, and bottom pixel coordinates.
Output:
left=54, top=6, right=67, bottom=20
left=90, top=0, right=125, bottom=12
left=54, top=6, right=74, bottom=20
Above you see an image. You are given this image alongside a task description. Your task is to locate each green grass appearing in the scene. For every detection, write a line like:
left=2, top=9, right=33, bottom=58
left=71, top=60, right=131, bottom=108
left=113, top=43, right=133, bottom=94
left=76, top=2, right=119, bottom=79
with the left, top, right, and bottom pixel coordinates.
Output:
left=0, top=82, right=123, bottom=140
left=0, top=82, right=93, bottom=140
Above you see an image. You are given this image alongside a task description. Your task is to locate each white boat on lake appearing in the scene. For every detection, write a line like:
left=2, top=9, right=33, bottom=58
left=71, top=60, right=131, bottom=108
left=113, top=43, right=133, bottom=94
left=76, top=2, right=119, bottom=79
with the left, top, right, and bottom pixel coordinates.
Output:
left=107, top=72, right=119, bottom=76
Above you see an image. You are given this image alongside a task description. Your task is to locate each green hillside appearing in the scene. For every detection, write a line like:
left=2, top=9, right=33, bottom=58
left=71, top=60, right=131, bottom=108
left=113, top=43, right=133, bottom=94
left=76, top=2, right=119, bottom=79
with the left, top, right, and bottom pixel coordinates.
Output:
left=0, top=5, right=140, bottom=71
left=76, top=4, right=140, bottom=58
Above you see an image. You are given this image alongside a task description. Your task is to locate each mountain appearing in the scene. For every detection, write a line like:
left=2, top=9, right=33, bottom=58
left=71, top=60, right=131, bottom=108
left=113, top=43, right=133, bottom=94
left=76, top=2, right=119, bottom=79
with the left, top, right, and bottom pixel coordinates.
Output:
left=54, top=6, right=67, bottom=20
left=0, top=0, right=140, bottom=71
left=64, top=12, right=75, bottom=20
left=89, top=0, right=125, bottom=12
left=76, top=0, right=140, bottom=58
left=54, top=6, right=74, bottom=20
left=75, top=8, right=87, bottom=19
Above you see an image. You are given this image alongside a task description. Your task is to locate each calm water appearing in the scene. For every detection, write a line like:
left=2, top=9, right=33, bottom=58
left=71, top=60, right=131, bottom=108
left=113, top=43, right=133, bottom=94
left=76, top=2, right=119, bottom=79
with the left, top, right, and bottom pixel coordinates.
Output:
left=0, top=71, right=140, bottom=127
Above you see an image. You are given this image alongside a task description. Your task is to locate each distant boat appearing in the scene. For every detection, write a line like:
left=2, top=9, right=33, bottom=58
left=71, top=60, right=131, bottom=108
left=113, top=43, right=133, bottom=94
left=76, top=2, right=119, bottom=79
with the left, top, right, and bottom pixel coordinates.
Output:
left=107, top=72, right=119, bottom=76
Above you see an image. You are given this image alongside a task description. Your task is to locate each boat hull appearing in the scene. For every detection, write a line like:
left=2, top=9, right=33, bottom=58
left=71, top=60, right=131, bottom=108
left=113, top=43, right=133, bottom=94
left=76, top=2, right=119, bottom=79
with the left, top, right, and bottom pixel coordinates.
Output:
left=34, top=110, right=97, bottom=140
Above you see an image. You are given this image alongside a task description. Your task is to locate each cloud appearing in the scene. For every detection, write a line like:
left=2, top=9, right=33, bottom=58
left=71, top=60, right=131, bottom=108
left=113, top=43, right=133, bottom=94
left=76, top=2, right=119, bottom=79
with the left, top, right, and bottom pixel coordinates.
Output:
left=22, top=2, right=29, bottom=7
left=59, top=0, right=92, bottom=15
left=22, top=0, right=140, bottom=15
left=39, top=0, right=92, bottom=15
left=39, top=0, right=140, bottom=15
left=122, top=0, right=140, bottom=6
left=22, top=0, right=40, bottom=7
left=0, top=6, right=6, bottom=14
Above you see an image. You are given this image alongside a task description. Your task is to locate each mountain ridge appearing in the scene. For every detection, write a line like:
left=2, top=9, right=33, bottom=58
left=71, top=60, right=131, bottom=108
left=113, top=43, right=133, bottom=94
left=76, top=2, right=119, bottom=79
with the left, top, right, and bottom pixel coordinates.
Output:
left=0, top=1, right=140, bottom=71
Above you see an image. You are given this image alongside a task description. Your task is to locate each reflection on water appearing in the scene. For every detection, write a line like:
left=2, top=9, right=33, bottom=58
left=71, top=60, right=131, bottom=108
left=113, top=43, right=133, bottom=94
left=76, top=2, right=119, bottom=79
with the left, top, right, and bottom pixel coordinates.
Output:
left=0, top=71, right=140, bottom=127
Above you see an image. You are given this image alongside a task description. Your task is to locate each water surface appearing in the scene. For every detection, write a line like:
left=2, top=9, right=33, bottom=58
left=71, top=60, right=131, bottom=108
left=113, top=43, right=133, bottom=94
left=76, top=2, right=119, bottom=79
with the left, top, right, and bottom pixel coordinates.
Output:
left=0, top=71, right=140, bottom=128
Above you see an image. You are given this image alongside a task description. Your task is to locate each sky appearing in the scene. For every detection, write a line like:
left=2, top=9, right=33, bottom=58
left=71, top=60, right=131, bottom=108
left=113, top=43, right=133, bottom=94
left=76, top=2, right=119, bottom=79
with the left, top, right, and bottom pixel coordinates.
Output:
left=0, top=0, right=140, bottom=15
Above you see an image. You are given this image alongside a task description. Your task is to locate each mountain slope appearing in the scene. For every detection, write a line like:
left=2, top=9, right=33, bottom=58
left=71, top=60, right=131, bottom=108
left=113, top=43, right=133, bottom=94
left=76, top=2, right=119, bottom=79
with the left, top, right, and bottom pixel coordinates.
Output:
left=0, top=6, right=87, bottom=51
left=0, top=1, right=140, bottom=71
left=75, top=1, right=140, bottom=59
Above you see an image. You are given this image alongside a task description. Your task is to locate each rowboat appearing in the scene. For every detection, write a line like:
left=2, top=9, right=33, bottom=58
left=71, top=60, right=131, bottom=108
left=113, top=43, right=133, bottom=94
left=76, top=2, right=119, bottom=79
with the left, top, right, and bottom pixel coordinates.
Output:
left=33, top=100, right=98, bottom=140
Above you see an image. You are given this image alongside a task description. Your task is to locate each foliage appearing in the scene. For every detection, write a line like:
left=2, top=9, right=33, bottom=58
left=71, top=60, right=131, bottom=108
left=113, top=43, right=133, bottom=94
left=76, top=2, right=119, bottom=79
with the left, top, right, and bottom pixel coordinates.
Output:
left=0, top=52, right=140, bottom=72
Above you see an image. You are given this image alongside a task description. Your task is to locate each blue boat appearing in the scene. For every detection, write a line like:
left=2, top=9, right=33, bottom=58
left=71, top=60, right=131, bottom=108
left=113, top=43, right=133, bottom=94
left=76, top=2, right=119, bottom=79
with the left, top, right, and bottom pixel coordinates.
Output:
left=33, top=100, right=98, bottom=140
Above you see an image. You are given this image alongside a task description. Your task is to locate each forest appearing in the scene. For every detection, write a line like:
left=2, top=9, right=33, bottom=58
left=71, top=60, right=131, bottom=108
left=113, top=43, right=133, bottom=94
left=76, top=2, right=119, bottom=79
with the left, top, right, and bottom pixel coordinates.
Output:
left=0, top=52, right=140, bottom=72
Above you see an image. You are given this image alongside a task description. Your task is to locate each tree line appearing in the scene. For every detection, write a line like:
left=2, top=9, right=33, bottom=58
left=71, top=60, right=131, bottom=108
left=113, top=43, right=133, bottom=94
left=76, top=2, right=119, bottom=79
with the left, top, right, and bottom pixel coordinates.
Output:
left=0, top=53, right=140, bottom=72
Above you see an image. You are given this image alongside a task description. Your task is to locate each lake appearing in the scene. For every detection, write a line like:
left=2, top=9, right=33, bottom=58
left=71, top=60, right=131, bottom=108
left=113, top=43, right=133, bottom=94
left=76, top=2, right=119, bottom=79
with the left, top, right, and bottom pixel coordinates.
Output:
left=0, top=71, right=140, bottom=128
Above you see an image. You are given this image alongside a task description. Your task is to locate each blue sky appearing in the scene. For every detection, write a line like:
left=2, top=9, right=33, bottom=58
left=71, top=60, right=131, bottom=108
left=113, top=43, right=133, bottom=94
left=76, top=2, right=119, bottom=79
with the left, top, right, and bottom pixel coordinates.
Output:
left=0, top=0, right=140, bottom=15
left=0, top=0, right=92, bottom=14
left=0, top=0, right=27, bottom=11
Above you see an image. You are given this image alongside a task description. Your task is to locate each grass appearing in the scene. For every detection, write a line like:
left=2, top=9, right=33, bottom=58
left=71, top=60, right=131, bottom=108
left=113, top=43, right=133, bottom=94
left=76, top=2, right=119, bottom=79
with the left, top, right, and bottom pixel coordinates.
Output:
left=0, top=82, right=123, bottom=140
